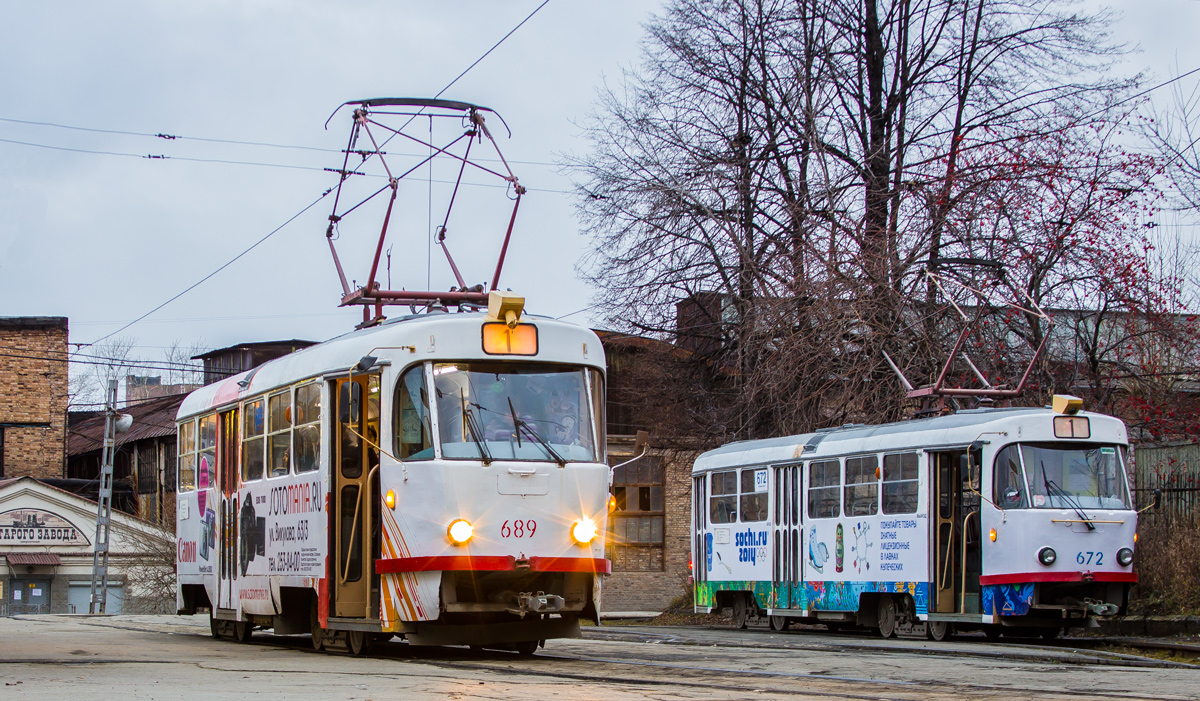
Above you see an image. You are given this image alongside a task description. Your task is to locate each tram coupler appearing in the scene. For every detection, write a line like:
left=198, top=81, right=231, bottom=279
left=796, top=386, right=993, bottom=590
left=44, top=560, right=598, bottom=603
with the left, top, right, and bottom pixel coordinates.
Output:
left=509, top=591, right=564, bottom=617
left=1086, top=601, right=1119, bottom=617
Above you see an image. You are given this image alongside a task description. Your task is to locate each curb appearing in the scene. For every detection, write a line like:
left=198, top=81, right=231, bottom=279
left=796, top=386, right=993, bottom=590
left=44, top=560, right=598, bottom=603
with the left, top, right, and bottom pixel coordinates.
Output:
left=1097, top=615, right=1200, bottom=637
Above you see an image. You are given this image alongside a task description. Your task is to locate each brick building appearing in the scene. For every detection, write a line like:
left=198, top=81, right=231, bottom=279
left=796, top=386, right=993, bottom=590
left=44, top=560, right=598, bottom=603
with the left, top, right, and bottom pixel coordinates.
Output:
left=0, top=317, right=69, bottom=480
left=599, top=332, right=701, bottom=614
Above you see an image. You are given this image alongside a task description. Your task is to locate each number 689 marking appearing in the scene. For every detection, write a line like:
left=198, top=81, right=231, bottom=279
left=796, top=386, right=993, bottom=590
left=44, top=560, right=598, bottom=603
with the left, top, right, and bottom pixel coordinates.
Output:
left=500, top=520, right=537, bottom=538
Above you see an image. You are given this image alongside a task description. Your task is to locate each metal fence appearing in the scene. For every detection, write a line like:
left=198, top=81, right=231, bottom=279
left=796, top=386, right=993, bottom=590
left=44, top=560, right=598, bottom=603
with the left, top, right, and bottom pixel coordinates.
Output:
left=1133, top=443, right=1200, bottom=523
left=0, top=602, right=51, bottom=617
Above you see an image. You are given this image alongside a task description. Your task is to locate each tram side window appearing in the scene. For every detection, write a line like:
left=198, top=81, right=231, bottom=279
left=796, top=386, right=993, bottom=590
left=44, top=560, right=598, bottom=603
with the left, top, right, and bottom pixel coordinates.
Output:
left=393, top=366, right=434, bottom=460
left=739, top=468, right=768, bottom=522
left=198, top=414, right=217, bottom=492
left=882, top=453, right=919, bottom=514
left=808, top=459, right=841, bottom=519
left=268, top=390, right=291, bottom=477
left=178, top=419, right=196, bottom=492
left=993, top=445, right=1026, bottom=508
left=844, top=455, right=879, bottom=516
left=710, top=470, right=738, bottom=524
left=242, top=398, right=265, bottom=481
left=294, top=381, right=321, bottom=473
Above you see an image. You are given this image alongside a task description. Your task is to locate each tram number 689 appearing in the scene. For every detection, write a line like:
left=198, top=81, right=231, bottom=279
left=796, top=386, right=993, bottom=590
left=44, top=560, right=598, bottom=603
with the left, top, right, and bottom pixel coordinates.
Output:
left=500, top=520, right=537, bottom=538
left=1076, top=551, right=1103, bottom=565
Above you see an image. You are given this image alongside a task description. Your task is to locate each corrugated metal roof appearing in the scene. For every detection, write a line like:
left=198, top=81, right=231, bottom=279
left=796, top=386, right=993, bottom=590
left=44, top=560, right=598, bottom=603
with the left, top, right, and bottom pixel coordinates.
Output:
left=67, top=393, right=187, bottom=456
left=3, top=552, right=62, bottom=565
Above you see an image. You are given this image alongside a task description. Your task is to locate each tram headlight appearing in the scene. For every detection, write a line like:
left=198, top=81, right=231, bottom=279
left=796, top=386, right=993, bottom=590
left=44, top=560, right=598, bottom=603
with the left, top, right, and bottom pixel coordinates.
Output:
left=385, top=489, right=396, bottom=510
left=1117, top=547, right=1134, bottom=567
left=1037, top=546, right=1057, bottom=566
left=571, top=518, right=598, bottom=546
left=447, top=519, right=474, bottom=545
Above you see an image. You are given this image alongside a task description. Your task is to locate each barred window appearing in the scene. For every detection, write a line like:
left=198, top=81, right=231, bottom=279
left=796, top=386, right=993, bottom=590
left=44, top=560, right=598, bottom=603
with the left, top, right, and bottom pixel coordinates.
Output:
left=609, top=455, right=665, bottom=572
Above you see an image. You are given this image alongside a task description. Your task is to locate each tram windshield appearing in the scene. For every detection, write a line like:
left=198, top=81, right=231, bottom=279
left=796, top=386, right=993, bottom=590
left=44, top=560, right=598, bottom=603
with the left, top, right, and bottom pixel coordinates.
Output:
left=1005, top=443, right=1130, bottom=510
left=430, top=362, right=603, bottom=463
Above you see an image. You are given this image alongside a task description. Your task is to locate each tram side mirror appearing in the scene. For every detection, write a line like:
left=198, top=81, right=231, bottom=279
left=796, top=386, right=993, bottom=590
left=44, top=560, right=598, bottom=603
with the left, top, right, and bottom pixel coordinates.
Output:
left=1153, top=488, right=1163, bottom=512
left=339, top=382, right=362, bottom=424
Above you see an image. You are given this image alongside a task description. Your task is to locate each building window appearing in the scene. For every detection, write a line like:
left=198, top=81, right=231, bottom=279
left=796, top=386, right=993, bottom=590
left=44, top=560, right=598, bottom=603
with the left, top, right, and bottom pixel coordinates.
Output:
left=609, top=455, right=664, bottom=572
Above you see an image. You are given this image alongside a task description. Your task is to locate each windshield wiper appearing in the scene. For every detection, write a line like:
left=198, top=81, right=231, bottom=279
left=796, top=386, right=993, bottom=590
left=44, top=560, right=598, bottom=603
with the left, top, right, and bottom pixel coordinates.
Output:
left=459, top=388, right=492, bottom=465
left=1040, top=461, right=1094, bottom=530
left=513, top=416, right=566, bottom=467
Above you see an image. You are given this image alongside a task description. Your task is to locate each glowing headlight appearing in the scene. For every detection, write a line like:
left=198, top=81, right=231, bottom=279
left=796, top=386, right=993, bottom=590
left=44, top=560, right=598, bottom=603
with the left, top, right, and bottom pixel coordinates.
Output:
left=1038, top=546, right=1056, bottom=566
left=447, top=519, right=474, bottom=545
left=385, top=489, right=396, bottom=510
left=571, top=518, right=598, bottom=545
left=1117, top=547, right=1134, bottom=567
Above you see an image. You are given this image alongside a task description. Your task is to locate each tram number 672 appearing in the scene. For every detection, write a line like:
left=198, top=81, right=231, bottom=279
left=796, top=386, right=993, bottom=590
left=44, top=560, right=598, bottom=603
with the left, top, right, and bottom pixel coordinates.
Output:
left=501, top=520, right=537, bottom=538
left=1077, top=551, right=1104, bottom=565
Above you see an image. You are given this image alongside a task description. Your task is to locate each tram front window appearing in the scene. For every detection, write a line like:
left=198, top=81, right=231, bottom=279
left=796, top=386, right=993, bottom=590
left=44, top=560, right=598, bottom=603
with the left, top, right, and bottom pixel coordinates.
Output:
left=429, top=363, right=602, bottom=463
left=1016, top=443, right=1130, bottom=510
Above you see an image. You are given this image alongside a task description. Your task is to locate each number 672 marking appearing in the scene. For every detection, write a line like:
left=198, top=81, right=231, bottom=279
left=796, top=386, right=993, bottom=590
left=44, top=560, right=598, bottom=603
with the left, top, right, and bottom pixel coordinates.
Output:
left=1076, top=551, right=1103, bottom=565
left=500, top=520, right=537, bottom=538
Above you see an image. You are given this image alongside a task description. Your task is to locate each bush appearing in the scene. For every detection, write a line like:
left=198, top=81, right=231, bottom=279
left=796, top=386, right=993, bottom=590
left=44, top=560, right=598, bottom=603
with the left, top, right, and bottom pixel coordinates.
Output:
left=1130, top=516, right=1200, bottom=615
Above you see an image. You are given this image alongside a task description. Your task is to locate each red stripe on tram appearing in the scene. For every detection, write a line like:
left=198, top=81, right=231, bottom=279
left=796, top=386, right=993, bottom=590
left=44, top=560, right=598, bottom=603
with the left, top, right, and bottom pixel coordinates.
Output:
left=375, top=555, right=611, bottom=574
left=979, top=571, right=1137, bottom=585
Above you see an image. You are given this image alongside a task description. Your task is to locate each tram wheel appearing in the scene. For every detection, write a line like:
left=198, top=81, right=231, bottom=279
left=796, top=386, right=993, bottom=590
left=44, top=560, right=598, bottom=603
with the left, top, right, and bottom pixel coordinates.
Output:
left=233, top=620, right=253, bottom=643
left=209, top=611, right=221, bottom=639
left=877, top=595, right=897, bottom=639
left=310, top=600, right=326, bottom=651
left=926, top=620, right=952, bottom=642
left=348, top=630, right=372, bottom=656
left=824, top=622, right=843, bottom=633
left=1039, top=627, right=1061, bottom=641
left=983, top=626, right=1002, bottom=640
left=731, top=595, right=750, bottom=630
left=514, top=639, right=539, bottom=657
left=769, top=615, right=791, bottom=632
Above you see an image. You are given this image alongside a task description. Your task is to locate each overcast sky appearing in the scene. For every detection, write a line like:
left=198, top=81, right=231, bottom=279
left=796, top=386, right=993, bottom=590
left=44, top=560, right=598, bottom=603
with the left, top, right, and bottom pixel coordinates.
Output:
left=1, top=0, right=1198, bottom=389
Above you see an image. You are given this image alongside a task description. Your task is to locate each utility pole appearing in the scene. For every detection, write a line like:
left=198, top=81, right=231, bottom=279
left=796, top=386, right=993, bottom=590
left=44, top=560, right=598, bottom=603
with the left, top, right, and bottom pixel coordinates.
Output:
left=89, top=379, right=121, bottom=614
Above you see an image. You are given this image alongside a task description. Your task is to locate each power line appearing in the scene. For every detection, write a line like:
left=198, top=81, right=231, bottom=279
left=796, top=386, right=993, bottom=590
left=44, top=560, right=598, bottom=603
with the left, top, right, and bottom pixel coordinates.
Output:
left=78, top=1, right=556, bottom=348
left=85, top=191, right=331, bottom=346
left=0, top=135, right=569, bottom=192
left=0, top=115, right=559, bottom=167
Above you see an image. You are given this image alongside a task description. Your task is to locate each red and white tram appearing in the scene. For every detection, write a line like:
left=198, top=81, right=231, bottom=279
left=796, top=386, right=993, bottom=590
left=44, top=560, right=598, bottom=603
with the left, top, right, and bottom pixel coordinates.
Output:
left=176, top=295, right=610, bottom=654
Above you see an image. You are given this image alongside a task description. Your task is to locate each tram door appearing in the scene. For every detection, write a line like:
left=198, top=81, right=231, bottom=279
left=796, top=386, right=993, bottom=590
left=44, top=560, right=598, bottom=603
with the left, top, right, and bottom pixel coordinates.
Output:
left=772, top=464, right=802, bottom=608
left=931, top=449, right=981, bottom=614
left=333, top=376, right=380, bottom=618
left=218, top=408, right=239, bottom=610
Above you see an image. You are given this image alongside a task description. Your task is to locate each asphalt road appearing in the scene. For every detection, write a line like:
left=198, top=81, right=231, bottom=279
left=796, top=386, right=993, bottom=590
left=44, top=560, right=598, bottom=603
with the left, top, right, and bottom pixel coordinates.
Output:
left=0, top=615, right=1195, bottom=700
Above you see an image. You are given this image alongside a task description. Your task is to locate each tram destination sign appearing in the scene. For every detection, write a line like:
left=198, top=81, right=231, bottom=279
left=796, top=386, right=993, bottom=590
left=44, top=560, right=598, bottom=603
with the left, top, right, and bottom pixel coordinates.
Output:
left=0, top=508, right=87, bottom=545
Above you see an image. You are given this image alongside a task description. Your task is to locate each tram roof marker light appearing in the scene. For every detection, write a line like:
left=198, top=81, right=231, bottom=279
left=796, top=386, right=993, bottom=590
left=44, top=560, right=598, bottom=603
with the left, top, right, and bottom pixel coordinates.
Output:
left=1052, top=394, right=1083, bottom=414
left=488, top=290, right=525, bottom=329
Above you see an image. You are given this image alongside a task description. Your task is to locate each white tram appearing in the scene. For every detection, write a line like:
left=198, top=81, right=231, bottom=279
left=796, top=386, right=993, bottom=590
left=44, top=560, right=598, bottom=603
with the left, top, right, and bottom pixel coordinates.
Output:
left=176, top=299, right=610, bottom=654
left=691, top=397, right=1138, bottom=639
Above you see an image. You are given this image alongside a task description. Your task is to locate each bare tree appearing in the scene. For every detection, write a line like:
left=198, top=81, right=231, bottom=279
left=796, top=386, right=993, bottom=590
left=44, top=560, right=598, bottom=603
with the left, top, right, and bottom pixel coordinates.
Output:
left=572, top=0, right=1153, bottom=441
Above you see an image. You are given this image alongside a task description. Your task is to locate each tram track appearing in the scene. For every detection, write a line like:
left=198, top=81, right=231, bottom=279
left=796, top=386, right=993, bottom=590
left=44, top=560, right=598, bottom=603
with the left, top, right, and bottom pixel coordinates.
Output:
left=581, top=624, right=1200, bottom=670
